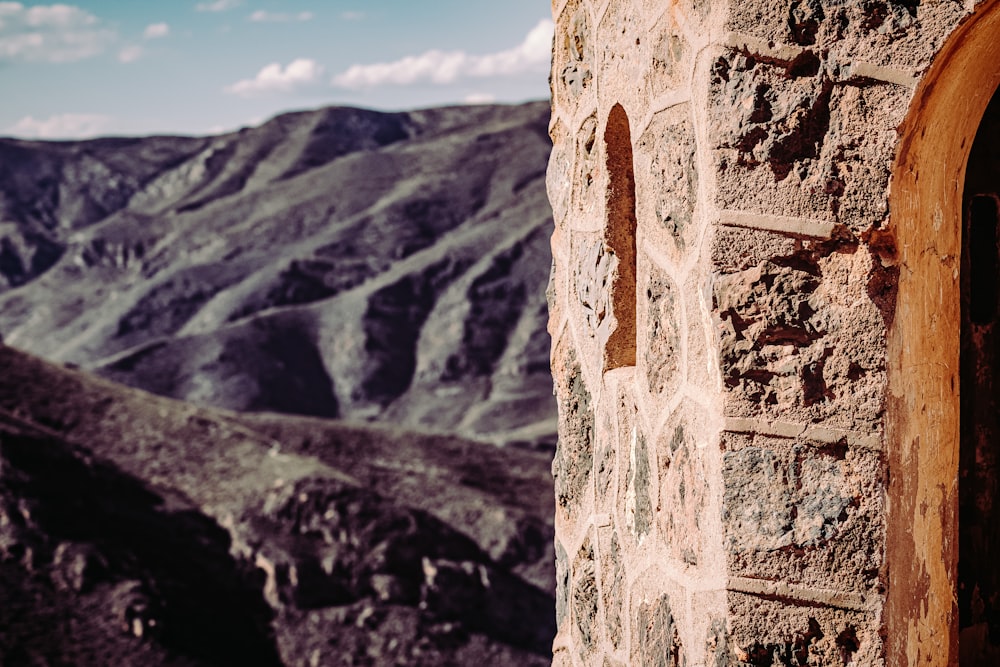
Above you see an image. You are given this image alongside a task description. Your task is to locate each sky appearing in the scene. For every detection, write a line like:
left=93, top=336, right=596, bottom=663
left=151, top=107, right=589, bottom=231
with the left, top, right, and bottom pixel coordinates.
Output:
left=0, top=1, right=553, bottom=139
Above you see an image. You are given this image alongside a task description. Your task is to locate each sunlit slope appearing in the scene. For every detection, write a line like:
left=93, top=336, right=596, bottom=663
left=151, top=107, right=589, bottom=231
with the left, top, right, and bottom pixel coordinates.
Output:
left=0, top=102, right=555, bottom=446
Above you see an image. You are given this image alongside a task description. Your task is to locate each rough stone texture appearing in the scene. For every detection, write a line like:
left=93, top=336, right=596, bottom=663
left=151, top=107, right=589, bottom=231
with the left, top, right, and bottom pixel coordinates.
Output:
left=553, top=0, right=595, bottom=112
left=724, top=0, right=967, bottom=69
left=715, top=243, right=889, bottom=430
left=575, top=234, right=617, bottom=343
left=574, top=115, right=601, bottom=216
left=636, top=106, right=698, bottom=260
left=642, top=261, right=681, bottom=396
left=552, top=340, right=594, bottom=522
left=548, top=0, right=985, bottom=662
left=710, top=49, right=911, bottom=233
left=657, top=408, right=710, bottom=568
left=594, top=407, right=617, bottom=514
left=680, top=267, right=717, bottom=397
left=631, top=593, right=682, bottom=666
left=645, top=27, right=691, bottom=100
left=570, top=537, right=598, bottom=662
left=706, top=619, right=730, bottom=667
left=625, top=429, right=653, bottom=540
left=728, top=593, right=880, bottom=667
left=722, top=433, right=882, bottom=592
left=548, top=120, right=573, bottom=228
left=555, top=538, right=570, bottom=630
left=711, top=226, right=799, bottom=274
left=599, top=0, right=650, bottom=113
left=598, top=528, right=624, bottom=650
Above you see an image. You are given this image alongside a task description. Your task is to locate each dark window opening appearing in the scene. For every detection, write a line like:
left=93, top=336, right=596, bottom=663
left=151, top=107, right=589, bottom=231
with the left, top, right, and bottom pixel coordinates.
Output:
left=969, top=196, right=998, bottom=326
left=960, top=85, right=1000, bottom=665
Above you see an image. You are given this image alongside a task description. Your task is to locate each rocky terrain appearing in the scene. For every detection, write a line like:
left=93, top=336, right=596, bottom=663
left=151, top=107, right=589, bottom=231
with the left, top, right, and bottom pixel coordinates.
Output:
left=0, top=101, right=555, bottom=448
left=0, top=345, right=555, bottom=666
left=0, top=102, right=558, bottom=664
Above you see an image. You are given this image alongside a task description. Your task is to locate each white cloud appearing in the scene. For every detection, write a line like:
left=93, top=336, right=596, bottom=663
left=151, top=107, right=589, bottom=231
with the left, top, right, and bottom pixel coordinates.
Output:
left=463, top=93, right=496, bottom=105
left=195, top=0, right=241, bottom=12
left=118, top=44, right=142, bottom=63
left=0, top=2, right=114, bottom=62
left=249, top=10, right=313, bottom=23
left=332, top=18, right=553, bottom=89
left=224, top=58, right=324, bottom=97
left=7, top=113, right=112, bottom=139
left=143, top=22, right=169, bottom=39
left=340, top=11, right=364, bottom=21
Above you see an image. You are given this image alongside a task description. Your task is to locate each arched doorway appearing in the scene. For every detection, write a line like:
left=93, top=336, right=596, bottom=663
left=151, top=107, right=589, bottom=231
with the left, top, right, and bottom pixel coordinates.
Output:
left=960, top=83, right=1000, bottom=666
left=887, top=3, right=1000, bottom=664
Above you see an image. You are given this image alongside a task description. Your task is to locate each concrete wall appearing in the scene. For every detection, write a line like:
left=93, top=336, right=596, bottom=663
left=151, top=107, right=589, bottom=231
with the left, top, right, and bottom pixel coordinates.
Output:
left=546, top=1, right=1000, bottom=664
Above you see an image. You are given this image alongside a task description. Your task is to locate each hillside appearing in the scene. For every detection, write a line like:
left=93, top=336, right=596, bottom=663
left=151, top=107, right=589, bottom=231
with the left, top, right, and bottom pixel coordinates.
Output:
left=0, top=101, right=555, bottom=448
left=0, top=344, right=554, bottom=666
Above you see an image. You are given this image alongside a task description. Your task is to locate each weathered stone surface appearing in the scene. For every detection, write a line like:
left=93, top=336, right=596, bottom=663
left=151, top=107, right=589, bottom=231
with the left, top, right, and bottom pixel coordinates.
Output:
left=728, top=593, right=879, bottom=667
left=595, top=407, right=617, bottom=513
left=715, top=242, right=888, bottom=429
left=571, top=537, right=599, bottom=660
left=636, top=105, right=698, bottom=259
left=711, top=227, right=798, bottom=275
left=819, top=82, right=907, bottom=232
left=722, top=444, right=794, bottom=549
left=547, top=119, right=573, bottom=226
left=709, top=50, right=837, bottom=221
left=642, top=261, right=681, bottom=396
left=599, top=0, right=649, bottom=110
left=657, top=414, right=709, bottom=566
left=722, top=433, right=882, bottom=592
left=599, top=529, right=624, bottom=649
left=554, top=0, right=595, bottom=107
left=709, top=49, right=909, bottom=233
left=547, top=0, right=980, bottom=660
left=555, top=539, right=569, bottom=629
left=715, top=259, right=824, bottom=410
left=552, top=342, right=595, bottom=520
left=631, top=592, right=683, bottom=666
left=641, top=0, right=712, bottom=31
left=706, top=618, right=731, bottom=667
left=625, top=429, right=653, bottom=541
left=574, top=114, right=601, bottom=215
left=547, top=240, right=565, bottom=335
left=575, top=234, right=617, bottom=341
left=681, top=268, right=718, bottom=396
left=645, top=25, right=690, bottom=98
left=724, top=0, right=966, bottom=70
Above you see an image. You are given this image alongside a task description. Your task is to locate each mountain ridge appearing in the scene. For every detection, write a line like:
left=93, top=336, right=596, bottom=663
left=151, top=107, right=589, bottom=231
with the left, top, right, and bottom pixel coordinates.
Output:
left=0, top=100, right=556, bottom=447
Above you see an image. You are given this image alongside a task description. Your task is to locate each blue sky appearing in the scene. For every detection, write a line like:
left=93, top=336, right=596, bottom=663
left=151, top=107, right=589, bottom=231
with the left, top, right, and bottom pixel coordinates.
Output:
left=0, top=1, right=553, bottom=138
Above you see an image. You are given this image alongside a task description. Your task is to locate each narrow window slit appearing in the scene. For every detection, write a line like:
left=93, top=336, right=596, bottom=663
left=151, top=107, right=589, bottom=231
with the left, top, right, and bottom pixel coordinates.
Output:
left=602, top=103, right=637, bottom=370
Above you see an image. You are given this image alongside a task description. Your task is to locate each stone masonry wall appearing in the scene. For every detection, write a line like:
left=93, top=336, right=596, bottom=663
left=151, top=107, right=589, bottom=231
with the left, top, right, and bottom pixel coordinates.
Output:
left=547, top=0, right=987, bottom=664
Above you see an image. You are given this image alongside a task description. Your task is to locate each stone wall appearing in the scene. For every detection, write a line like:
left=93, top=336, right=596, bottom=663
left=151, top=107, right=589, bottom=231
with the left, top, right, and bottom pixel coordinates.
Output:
left=546, top=0, right=999, bottom=664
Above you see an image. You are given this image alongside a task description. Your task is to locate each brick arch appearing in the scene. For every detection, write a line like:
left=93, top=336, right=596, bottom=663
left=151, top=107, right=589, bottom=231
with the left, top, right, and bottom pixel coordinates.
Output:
left=887, top=2, right=1000, bottom=663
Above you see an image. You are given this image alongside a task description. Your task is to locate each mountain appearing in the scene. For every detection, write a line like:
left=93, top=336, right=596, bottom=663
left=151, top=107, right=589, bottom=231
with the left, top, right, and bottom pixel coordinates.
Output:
left=0, top=101, right=555, bottom=448
left=0, top=344, right=555, bottom=666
